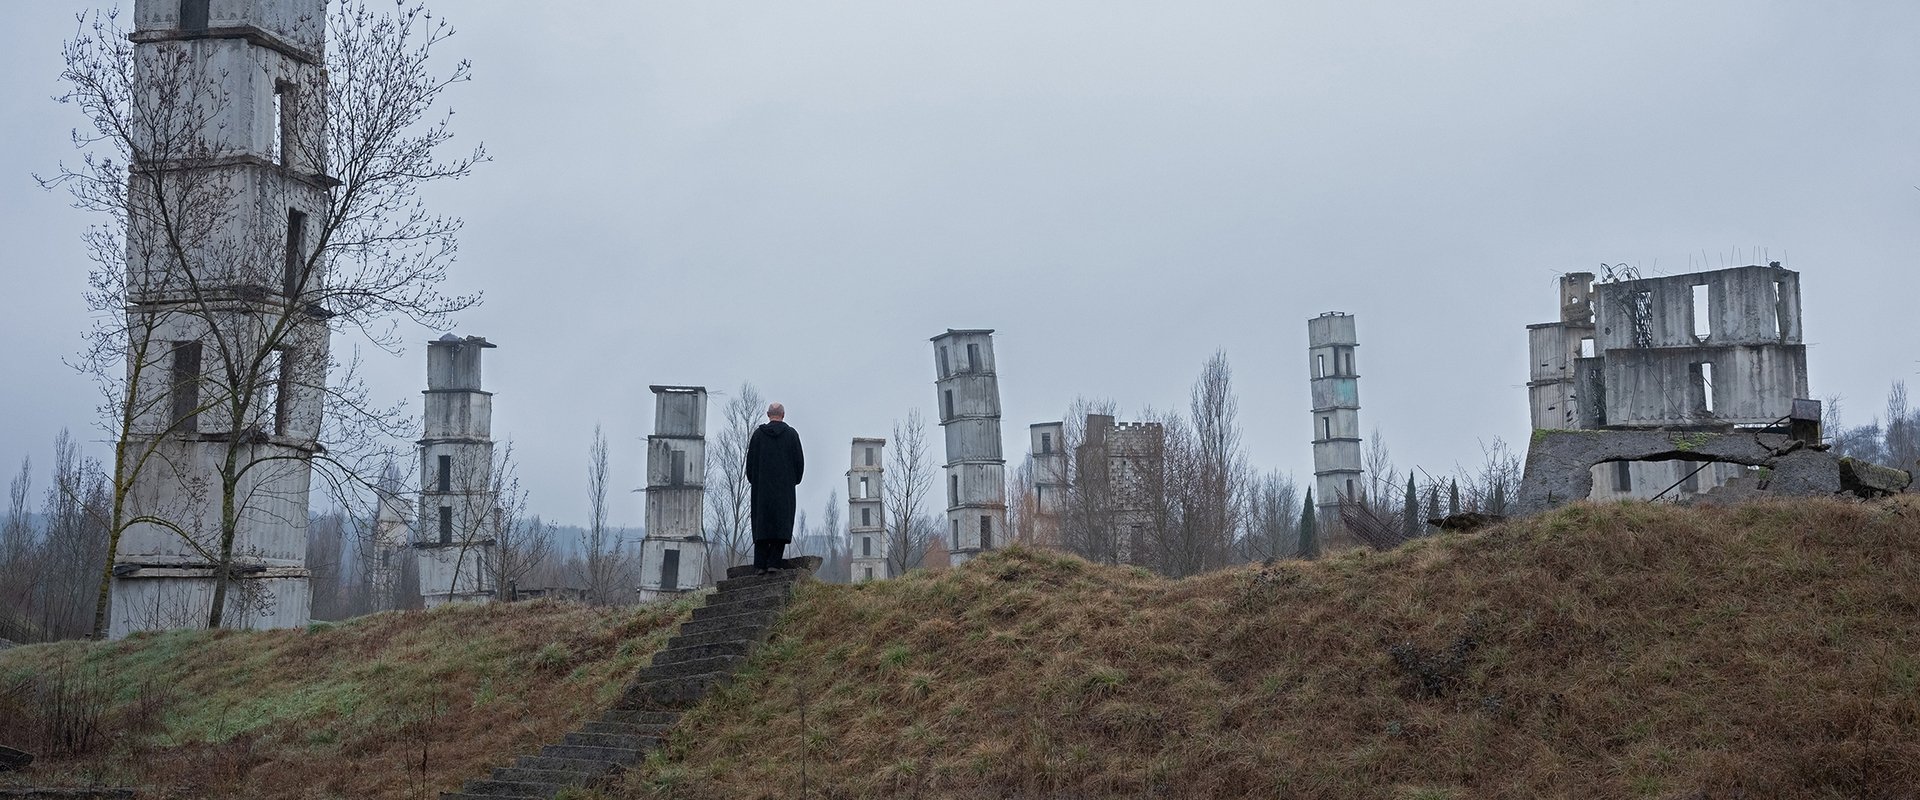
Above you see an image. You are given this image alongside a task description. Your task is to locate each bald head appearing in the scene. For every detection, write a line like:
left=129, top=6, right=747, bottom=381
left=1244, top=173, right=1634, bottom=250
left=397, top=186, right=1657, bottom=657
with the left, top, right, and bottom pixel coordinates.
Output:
left=767, top=402, right=786, bottom=420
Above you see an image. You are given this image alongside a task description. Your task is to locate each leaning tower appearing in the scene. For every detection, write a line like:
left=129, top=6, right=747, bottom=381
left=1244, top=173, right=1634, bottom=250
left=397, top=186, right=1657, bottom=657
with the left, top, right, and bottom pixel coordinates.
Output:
left=847, top=437, right=889, bottom=582
left=108, top=0, right=332, bottom=637
left=931, top=330, right=1008, bottom=566
left=1308, top=312, right=1362, bottom=548
left=414, top=335, right=499, bottom=608
left=639, top=386, right=709, bottom=600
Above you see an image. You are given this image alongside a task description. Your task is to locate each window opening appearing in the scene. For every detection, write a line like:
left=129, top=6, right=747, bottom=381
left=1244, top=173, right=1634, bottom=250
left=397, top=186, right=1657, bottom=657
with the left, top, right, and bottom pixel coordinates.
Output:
left=864, top=566, right=874, bottom=581
left=1613, top=461, right=1632, bottom=492
left=980, top=515, right=992, bottom=549
left=284, top=209, right=307, bottom=297
left=937, top=346, right=950, bottom=377
left=437, top=454, right=451, bottom=493
left=660, top=548, right=680, bottom=592
left=967, top=343, right=980, bottom=372
left=438, top=506, right=452, bottom=544
left=862, top=536, right=872, bottom=557
left=949, top=474, right=959, bottom=506
left=943, top=390, right=954, bottom=419
left=1681, top=464, right=1700, bottom=494
left=1322, top=417, right=1332, bottom=440
left=859, top=476, right=870, bottom=499
left=1773, top=279, right=1788, bottom=338
left=180, top=0, right=209, bottom=31
left=951, top=518, right=960, bottom=550
left=1040, top=432, right=1052, bottom=454
left=1629, top=290, right=1655, bottom=348
left=864, top=446, right=875, bottom=466
left=670, top=449, right=686, bottom=485
left=1695, top=362, right=1716, bottom=414
left=170, top=341, right=202, bottom=433
left=259, top=349, right=283, bottom=435
left=861, top=507, right=871, bottom=527
left=1315, top=353, right=1325, bottom=378
left=1690, top=284, right=1711, bottom=342
left=1579, top=337, right=1595, bottom=358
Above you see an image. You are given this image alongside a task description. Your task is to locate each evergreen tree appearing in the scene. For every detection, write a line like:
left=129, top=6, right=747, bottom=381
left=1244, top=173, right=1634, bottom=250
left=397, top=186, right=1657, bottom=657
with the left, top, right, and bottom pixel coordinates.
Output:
left=1425, top=483, right=1441, bottom=532
left=1403, top=474, right=1419, bottom=538
left=1297, top=490, right=1318, bottom=560
left=1448, top=479, right=1461, bottom=515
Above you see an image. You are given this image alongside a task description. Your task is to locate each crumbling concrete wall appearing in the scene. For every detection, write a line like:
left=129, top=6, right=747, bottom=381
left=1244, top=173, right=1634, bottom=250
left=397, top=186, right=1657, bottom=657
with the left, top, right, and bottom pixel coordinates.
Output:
left=1515, top=430, right=1844, bottom=516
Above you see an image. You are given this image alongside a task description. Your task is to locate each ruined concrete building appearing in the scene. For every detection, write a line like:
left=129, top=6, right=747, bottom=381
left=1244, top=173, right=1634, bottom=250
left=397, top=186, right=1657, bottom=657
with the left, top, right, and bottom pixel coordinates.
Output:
left=1308, top=312, right=1363, bottom=544
left=1076, top=414, right=1165, bottom=565
left=367, top=473, right=411, bottom=611
left=414, top=335, right=499, bottom=608
left=1028, top=422, right=1069, bottom=548
left=847, top=437, right=889, bottom=583
left=932, top=330, right=1008, bottom=566
left=639, top=386, right=709, bottom=600
left=108, top=0, right=332, bottom=637
left=1524, top=266, right=1808, bottom=501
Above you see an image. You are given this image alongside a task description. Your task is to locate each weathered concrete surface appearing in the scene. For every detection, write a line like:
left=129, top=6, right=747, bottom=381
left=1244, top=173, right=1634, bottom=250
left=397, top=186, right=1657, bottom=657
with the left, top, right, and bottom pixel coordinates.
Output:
left=1839, top=457, right=1914, bottom=497
left=1515, top=430, right=1855, bottom=516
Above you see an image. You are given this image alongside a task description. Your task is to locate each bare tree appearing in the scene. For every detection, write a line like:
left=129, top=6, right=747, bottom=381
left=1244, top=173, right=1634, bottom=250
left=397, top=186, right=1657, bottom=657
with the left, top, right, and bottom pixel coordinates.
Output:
left=705, top=383, right=764, bottom=569
left=1239, top=470, right=1299, bottom=562
left=884, top=409, right=937, bottom=574
left=581, top=424, right=625, bottom=604
left=45, top=3, right=484, bottom=636
left=1148, top=352, right=1248, bottom=577
left=817, top=491, right=848, bottom=583
left=485, top=443, right=552, bottom=601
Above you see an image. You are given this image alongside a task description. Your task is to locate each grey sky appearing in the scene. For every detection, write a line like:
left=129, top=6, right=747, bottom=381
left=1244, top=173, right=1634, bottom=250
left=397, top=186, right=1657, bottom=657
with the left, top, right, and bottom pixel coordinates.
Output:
left=3, top=1, right=1917, bottom=530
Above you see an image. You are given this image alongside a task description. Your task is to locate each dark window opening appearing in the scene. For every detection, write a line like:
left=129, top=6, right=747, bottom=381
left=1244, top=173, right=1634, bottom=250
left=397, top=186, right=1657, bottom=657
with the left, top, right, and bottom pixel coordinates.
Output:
left=861, top=507, right=871, bottom=527
left=967, top=343, right=981, bottom=372
left=437, top=455, right=451, bottom=493
left=943, top=390, right=954, bottom=419
left=670, top=449, right=686, bottom=485
left=180, top=0, right=210, bottom=31
left=1346, top=478, right=1356, bottom=501
left=1321, top=417, right=1332, bottom=440
left=937, top=346, right=950, bottom=377
left=864, top=446, right=875, bottom=466
left=266, top=348, right=293, bottom=436
left=864, top=566, right=874, bottom=581
left=284, top=209, right=307, bottom=297
left=170, top=341, right=202, bottom=434
left=1613, top=461, right=1633, bottom=492
left=438, top=506, right=452, bottom=544
left=862, top=536, right=872, bottom=557
left=979, top=515, right=992, bottom=549
left=949, top=474, right=960, bottom=507
left=1040, top=432, right=1052, bottom=454
left=660, top=548, right=680, bottom=592
left=951, top=518, right=960, bottom=551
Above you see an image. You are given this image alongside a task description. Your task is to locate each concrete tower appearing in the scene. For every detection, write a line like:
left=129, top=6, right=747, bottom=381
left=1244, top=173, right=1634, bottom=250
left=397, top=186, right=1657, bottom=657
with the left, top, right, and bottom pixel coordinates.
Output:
left=1028, top=422, right=1068, bottom=548
left=931, top=329, right=1008, bottom=566
left=367, top=472, right=412, bottom=611
left=414, top=335, right=498, bottom=608
left=847, top=438, right=889, bottom=583
left=108, top=0, right=332, bottom=637
left=1308, top=312, right=1362, bottom=542
left=639, top=386, right=709, bottom=601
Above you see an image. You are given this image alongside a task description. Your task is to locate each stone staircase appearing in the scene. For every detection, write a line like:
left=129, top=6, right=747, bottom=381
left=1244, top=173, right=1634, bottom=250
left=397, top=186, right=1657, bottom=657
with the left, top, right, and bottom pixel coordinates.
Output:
left=439, top=559, right=817, bottom=799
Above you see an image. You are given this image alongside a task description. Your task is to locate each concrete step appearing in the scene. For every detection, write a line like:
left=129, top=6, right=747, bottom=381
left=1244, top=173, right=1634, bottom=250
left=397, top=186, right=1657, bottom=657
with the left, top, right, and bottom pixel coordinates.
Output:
left=640, top=653, right=745, bottom=682
left=617, top=672, right=731, bottom=710
left=511, top=755, right=622, bottom=775
left=708, top=580, right=794, bottom=605
left=458, top=778, right=564, bottom=797
left=651, top=638, right=756, bottom=667
left=721, top=555, right=822, bottom=580
left=666, top=625, right=772, bottom=650
left=713, top=570, right=804, bottom=593
left=537, top=743, right=646, bottom=765
left=490, top=766, right=596, bottom=786
left=676, top=608, right=778, bottom=638
left=690, top=592, right=789, bottom=621
left=563, top=730, right=662, bottom=752
left=580, top=720, right=670, bottom=737
left=599, top=709, right=679, bottom=727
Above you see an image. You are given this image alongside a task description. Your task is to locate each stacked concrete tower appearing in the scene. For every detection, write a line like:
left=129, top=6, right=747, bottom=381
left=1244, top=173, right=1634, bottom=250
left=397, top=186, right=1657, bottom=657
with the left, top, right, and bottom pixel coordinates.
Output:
left=1028, top=422, right=1068, bottom=548
left=1308, top=312, right=1362, bottom=545
left=847, top=437, right=889, bottom=583
left=639, top=386, right=710, bottom=601
left=931, top=330, right=1008, bottom=566
left=367, top=472, right=412, bottom=611
left=108, top=0, right=333, bottom=637
left=414, top=335, right=498, bottom=608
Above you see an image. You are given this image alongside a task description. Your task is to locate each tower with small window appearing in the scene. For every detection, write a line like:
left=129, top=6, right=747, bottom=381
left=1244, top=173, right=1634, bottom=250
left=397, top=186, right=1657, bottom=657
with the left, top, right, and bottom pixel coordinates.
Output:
left=414, top=335, right=499, bottom=608
left=931, top=329, right=1008, bottom=566
left=847, top=437, right=889, bottom=582
left=1028, top=422, right=1068, bottom=547
left=640, top=386, right=709, bottom=601
left=108, top=0, right=333, bottom=637
left=1308, top=312, right=1362, bottom=546
left=368, top=468, right=412, bottom=611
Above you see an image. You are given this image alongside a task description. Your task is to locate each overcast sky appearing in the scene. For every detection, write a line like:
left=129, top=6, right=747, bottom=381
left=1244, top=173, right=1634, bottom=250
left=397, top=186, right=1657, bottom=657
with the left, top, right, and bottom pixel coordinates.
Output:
left=2, top=0, right=1917, bottom=530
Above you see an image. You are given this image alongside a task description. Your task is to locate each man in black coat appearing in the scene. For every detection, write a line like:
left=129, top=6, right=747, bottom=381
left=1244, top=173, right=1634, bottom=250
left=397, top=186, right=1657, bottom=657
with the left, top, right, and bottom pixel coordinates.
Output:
left=745, top=401, right=805, bottom=573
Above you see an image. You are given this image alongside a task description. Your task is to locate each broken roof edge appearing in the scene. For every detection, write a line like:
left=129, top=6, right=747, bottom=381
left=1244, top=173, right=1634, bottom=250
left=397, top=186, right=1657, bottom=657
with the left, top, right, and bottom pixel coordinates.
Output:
left=1593, top=263, right=1796, bottom=286
left=649, top=385, right=707, bottom=394
left=430, top=334, right=496, bottom=348
left=930, top=328, right=996, bottom=341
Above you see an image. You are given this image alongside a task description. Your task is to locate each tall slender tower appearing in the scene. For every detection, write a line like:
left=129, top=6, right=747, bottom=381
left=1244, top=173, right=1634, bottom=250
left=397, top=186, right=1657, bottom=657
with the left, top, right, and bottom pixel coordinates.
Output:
left=414, top=335, right=498, bottom=608
left=367, top=469, right=412, bottom=611
left=108, top=0, right=332, bottom=637
left=1028, top=422, right=1068, bottom=548
left=847, top=438, right=889, bottom=582
left=639, top=386, right=709, bottom=601
left=931, top=330, right=1007, bottom=566
left=1308, top=312, right=1362, bottom=546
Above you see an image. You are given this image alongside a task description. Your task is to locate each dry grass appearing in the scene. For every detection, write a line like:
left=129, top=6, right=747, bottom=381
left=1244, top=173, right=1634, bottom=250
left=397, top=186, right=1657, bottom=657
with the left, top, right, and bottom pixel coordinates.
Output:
left=610, top=498, right=1920, bottom=800
left=0, top=596, right=695, bottom=799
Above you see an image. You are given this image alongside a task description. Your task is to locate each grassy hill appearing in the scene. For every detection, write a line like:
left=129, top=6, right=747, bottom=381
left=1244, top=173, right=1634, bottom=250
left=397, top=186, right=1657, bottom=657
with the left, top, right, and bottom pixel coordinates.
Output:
left=603, top=498, right=1920, bottom=799
left=0, top=597, right=693, bottom=798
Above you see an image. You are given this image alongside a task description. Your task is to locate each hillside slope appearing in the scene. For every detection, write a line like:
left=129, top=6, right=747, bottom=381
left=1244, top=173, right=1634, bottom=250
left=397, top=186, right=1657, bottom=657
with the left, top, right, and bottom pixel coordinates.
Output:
left=612, top=498, right=1920, bottom=800
left=0, top=597, right=693, bottom=798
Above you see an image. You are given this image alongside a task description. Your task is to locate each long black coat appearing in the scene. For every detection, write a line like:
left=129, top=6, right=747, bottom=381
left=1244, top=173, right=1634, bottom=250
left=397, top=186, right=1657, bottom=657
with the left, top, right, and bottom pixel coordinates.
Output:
left=745, top=420, right=805, bottom=543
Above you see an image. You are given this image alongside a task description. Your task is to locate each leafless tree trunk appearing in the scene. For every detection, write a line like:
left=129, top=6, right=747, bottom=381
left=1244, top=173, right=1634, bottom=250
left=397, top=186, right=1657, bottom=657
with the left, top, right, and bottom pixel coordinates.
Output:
left=581, top=424, right=624, bottom=604
left=884, top=410, right=936, bottom=574
left=706, top=383, right=763, bottom=569
left=485, top=443, right=552, bottom=602
left=818, top=491, right=847, bottom=583
left=46, top=2, right=485, bottom=636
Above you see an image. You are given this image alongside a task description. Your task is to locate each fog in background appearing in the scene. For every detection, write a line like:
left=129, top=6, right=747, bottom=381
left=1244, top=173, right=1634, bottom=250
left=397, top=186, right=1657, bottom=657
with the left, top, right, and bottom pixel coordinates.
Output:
left=2, top=0, right=1916, bottom=530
